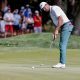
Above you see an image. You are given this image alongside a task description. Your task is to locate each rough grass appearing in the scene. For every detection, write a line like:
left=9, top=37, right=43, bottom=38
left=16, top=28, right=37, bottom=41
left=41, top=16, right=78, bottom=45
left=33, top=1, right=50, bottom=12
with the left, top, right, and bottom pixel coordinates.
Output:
left=0, top=33, right=80, bottom=49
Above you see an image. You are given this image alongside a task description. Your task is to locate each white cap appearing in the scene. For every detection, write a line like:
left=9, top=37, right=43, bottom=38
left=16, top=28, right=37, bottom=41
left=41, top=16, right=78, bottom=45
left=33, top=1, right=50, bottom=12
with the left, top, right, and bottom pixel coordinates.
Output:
left=40, top=2, right=47, bottom=9
left=35, top=10, right=39, bottom=14
left=21, top=6, right=25, bottom=10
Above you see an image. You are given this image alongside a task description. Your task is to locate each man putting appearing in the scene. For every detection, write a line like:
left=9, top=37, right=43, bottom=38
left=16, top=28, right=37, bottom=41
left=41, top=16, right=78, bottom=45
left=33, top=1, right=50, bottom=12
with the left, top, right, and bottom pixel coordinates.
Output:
left=40, top=2, right=73, bottom=68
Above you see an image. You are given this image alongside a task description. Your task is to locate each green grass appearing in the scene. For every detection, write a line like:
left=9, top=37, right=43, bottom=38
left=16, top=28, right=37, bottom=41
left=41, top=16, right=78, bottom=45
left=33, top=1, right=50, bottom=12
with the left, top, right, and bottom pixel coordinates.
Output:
left=0, top=33, right=80, bottom=48
left=0, top=47, right=79, bottom=66
left=0, top=47, right=80, bottom=80
left=0, top=33, right=80, bottom=80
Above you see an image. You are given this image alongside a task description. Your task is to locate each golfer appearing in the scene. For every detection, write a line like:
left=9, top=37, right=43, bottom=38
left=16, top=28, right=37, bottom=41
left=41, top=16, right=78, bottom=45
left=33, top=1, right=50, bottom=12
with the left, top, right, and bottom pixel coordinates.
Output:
left=40, top=2, right=73, bottom=68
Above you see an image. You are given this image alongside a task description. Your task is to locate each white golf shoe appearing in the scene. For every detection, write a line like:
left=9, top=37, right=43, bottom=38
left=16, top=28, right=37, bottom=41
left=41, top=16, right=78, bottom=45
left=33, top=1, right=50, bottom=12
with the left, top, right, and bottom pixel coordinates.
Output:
left=52, top=63, right=65, bottom=68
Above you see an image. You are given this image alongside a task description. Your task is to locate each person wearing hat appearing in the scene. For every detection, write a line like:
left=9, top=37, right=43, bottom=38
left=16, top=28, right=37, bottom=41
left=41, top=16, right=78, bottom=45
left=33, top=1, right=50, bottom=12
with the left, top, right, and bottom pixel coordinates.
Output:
left=26, top=12, right=34, bottom=33
left=24, top=4, right=32, bottom=18
left=40, top=2, right=73, bottom=68
left=3, top=8, right=14, bottom=37
left=33, top=10, right=42, bottom=33
left=20, top=6, right=25, bottom=16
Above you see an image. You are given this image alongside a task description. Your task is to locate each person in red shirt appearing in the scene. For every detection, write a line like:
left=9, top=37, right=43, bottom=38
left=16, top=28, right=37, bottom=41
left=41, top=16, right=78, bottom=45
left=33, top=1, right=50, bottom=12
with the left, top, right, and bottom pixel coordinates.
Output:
left=33, top=10, right=42, bottom=33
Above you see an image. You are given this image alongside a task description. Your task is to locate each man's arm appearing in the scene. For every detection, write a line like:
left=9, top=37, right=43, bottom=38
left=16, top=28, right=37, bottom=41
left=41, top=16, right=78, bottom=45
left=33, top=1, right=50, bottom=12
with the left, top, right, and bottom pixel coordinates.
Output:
left=53, top=16, right=63, bottom=40
left=55, top=16, right=63, bottom=31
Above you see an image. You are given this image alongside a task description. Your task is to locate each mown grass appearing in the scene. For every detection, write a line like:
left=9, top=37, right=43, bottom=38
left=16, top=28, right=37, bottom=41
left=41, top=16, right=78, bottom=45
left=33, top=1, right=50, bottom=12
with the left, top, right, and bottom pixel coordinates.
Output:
left=0, top=47, right=80, bottom=66
left=0, top=47, right=80, bottom=80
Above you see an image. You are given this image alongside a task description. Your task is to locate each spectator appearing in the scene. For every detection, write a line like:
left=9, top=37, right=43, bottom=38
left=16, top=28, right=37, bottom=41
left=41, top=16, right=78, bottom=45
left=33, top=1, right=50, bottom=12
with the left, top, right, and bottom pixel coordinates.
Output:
left=2, top=5, right=11, bottom=14
left=33, top=10, right=42, bottom=33
left=3, top=8, right=14, bottom=38
left=24, top=4, right=32, bottom=18
left=13, top=9, right=21, bottom=35
left=20, top=6, right=26, bottom=16
left=0, top=11, right=2, bottom=20
left=20, top=13, right=27, bottom=34
left=0, top=12, right=5, bottom=37
left=26, top=12, right=34, bottom=33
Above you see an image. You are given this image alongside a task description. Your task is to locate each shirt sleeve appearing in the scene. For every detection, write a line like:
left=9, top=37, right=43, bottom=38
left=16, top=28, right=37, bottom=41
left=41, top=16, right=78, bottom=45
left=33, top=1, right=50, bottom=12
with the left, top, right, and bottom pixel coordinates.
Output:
left=52, top=6, right=61, bottom=17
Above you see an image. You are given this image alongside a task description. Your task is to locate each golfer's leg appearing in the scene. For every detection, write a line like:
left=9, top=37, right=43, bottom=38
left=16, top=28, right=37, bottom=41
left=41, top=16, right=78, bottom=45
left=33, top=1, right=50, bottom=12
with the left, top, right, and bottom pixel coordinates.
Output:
left=59, top=30, right=71, bottom=64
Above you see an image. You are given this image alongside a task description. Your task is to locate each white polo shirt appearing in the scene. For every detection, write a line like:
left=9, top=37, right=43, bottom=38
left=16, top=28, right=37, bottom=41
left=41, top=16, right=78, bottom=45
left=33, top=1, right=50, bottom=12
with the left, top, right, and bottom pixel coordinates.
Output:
left=13, top=14, right=21, bottom=25
left=50, top=6, right=70, bottom=26
left=0, top=20, right=5, bottom=32
left=3, top=12, right=14, bottom=25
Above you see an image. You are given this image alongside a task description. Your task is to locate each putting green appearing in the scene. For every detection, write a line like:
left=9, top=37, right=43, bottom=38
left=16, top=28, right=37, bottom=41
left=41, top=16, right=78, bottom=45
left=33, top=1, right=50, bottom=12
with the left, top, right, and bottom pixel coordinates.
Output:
left=0, top=47, right=80, bottom=80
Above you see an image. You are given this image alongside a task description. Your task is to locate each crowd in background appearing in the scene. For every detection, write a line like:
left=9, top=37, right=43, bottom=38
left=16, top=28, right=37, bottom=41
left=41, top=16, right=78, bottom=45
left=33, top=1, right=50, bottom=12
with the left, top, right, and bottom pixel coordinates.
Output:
left=0, top=4, right=42, bottom=38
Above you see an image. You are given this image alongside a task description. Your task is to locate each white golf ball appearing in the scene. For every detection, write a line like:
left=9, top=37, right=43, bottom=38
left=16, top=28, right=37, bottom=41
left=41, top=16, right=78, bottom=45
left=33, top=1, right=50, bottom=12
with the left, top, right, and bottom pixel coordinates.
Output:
left=32, top=66, right=35, bottom=69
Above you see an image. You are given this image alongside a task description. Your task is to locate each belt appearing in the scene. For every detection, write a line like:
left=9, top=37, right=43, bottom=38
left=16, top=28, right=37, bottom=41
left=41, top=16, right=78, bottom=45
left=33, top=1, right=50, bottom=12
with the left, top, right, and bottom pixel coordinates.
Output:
left=62, top=21, right=71, bottom=27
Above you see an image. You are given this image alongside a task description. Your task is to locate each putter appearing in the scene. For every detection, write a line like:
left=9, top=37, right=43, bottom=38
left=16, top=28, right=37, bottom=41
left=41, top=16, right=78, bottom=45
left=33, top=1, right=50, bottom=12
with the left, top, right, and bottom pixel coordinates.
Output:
left=40, top=35, right=56, bottom=66
left=50, top=34, right=56, bottom=48
left=50, top=39, right=54, bottom=48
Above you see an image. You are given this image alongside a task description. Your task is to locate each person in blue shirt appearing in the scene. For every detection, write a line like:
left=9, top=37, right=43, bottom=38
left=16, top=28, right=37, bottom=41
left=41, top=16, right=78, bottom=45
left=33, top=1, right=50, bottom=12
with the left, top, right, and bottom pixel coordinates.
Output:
left=24, top=4, right=32, bottom=18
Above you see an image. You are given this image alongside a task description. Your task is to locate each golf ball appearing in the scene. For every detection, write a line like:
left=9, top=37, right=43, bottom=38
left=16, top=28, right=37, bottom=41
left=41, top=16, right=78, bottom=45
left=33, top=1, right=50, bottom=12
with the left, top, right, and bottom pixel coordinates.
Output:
left=32, top=66, right=35, bottom=69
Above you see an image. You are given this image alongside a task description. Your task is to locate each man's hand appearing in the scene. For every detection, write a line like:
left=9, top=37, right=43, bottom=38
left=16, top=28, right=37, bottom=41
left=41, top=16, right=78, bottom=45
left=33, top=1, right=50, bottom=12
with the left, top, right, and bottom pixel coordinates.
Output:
left=52, top=29, right=59, bottom=40
left=54, top=29, right=58, bottom=35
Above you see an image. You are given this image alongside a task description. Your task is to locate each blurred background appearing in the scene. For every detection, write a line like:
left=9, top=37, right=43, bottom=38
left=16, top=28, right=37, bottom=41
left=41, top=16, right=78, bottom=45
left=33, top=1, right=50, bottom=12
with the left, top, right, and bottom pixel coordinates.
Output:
left=0, top=0, right=80, bottom=36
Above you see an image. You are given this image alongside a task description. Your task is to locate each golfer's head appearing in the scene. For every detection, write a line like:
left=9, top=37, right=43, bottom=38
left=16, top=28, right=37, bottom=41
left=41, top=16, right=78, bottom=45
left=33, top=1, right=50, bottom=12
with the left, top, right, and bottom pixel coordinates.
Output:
left=40, top=2, right=50, bottom=12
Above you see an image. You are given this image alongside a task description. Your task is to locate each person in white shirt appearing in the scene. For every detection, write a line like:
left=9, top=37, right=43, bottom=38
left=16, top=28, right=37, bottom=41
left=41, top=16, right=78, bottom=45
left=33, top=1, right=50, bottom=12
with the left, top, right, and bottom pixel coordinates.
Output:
left=26, top=12, right=34, bottom=33
left=40, top=2, right=73, bottom=68
left=20, top=6, right=26, bottom=16
left=0, top=20, right=5, bottom=33
left=0, top=15, right=5, bottom=37
left=13, top=9, right=21, bottom=35
left=0, top=12, right=5, bottom=33
left=2, top=5, right=10, bottom=14
left=3, top=8, right=14, bottom=37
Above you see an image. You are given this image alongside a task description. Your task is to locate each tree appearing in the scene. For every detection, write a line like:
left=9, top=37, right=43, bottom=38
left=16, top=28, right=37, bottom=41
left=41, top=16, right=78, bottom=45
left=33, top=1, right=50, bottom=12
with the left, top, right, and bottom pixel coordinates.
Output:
left=48, top=0, right=80, bottom=35
left=67, top=0, right=80, bottom=35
